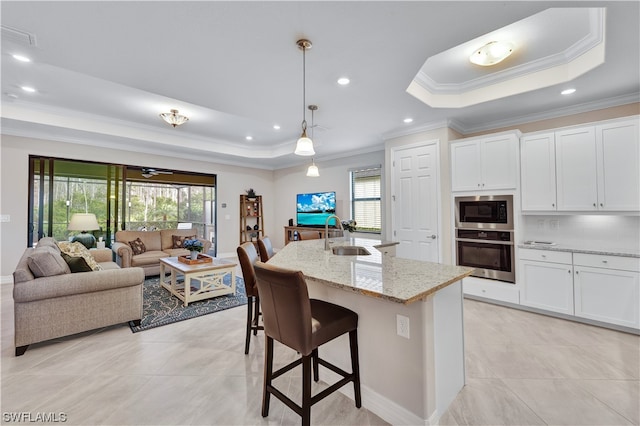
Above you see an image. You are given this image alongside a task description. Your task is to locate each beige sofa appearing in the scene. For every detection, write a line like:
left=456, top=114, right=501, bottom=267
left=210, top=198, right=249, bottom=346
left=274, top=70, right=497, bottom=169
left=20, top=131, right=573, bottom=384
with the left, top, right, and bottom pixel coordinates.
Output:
left=112, top=229, right=212, bottom=277
left=13, top=237, right=144, bottom=356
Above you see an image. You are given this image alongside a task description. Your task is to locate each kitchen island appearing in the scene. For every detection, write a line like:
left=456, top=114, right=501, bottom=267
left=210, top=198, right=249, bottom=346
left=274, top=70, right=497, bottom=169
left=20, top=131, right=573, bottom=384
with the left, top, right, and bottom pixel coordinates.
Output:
left=267, top=238, right=474, bottom=425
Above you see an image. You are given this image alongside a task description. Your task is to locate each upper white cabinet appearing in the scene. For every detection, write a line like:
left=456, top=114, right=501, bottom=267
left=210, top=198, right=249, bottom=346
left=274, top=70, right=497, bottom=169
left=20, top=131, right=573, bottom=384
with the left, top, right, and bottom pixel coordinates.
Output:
left=451, top=131, right=519, bottom=192
left=556, top=127, right=599, bottom=211
left=521, top=117, right=639, bottom=212
left=521, top=132, right=557, bottom=211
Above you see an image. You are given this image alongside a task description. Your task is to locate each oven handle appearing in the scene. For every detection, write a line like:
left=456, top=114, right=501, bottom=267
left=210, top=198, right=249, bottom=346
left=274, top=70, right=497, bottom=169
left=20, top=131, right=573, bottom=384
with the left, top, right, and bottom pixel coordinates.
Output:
left=455, top=238, right=514, bottom=246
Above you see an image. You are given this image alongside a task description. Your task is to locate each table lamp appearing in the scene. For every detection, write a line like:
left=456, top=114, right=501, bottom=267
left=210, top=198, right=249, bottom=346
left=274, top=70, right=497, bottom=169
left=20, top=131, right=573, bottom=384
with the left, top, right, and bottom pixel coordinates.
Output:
left=68, top=213, right=100, bottom=249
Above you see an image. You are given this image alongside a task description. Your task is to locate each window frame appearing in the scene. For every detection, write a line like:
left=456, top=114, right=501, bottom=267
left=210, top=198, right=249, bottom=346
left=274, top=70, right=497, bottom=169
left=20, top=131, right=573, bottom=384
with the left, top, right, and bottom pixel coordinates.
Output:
left=349, top=165, right=382, bottom=234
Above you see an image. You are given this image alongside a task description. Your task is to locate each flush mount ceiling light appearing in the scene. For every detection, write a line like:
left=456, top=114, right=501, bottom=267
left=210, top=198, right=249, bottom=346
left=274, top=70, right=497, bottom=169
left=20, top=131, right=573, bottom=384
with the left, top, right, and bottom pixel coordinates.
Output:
left=469, top=41, right=514, bottom=66
left=306, top=104, right=320, bottom=177
left=294, top=39, right=315, bottom=156
left=561, top=88, right=577, bottom=95
left=12, top=54, right=31, bottom=62
left=159, top=109, right=189, bottom=128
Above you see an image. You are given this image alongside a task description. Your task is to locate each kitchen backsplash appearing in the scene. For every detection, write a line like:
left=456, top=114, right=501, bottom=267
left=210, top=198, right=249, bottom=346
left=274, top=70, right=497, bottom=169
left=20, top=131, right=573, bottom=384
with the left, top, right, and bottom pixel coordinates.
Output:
left=521, top=215, right=640, bottom=252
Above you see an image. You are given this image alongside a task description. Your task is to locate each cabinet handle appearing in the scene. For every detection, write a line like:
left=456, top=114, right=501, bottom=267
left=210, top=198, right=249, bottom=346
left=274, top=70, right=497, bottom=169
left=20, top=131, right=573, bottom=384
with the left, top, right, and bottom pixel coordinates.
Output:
left=602, top=260, right=608, bottom=264
left=576, top=271, right=579, bottom=274
left=568, top=270, right=571, bottom=273
left=477, top=183, right=481, bottom=187
left=552, top=203, right=555, bottom=207
left=593, top=203, right=596, bottom=207
left=541, top=254, right=546, bottom=258
left=600, top=203, right=604, bottom=207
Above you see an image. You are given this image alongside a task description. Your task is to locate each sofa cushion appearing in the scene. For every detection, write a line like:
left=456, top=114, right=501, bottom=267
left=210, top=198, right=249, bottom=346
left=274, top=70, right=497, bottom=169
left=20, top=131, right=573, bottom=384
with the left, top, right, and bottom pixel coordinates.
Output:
left=128, top=238, right=147, bottom=255
left=163, top=248, right=190, bottom=257
left=116, top=230, right=162, bottom=251
left=171, top=234, right=196, bottom=249
left=27, top=246, right=70, bottom=278
left=37, top=237, right=61, bottom=253
left=57, top=241, right=103, bottom=271
left=130, top=250, right=167, bottom=267
left=61, top=252, right=93, bottom=273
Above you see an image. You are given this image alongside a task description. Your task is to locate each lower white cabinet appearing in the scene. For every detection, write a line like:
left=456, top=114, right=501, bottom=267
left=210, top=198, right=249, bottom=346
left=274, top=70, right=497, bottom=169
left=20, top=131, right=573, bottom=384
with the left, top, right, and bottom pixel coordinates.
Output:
left=519, top=249, right=574, bottom=315
left=573, top=253, right=640, bottom=328
left=463, top=276, right=519, bottom=304
left=518, top=248, right=640, bottom=330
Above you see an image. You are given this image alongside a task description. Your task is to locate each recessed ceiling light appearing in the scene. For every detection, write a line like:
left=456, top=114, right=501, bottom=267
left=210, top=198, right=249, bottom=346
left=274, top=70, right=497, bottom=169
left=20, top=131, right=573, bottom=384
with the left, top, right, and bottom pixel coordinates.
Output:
left=403, top=118, right=413, bottom=124
left=12, top=54, right=31, bottom=62
left=246, top=136, right=253, bottom=141
left=273, top=124, right=281, bottom=130
left=21, top=86, right=36, bottom=93
left=337, top=77, right=350, bottom=86
left=561, top=88, right=576, bottom=95
left=469, top=41, right=514, bottom=66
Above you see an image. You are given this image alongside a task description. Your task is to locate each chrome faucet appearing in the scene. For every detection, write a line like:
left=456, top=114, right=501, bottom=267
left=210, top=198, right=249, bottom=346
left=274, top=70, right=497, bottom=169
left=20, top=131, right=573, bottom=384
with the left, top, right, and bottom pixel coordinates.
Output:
left=324, top=214, right=342, bottom=250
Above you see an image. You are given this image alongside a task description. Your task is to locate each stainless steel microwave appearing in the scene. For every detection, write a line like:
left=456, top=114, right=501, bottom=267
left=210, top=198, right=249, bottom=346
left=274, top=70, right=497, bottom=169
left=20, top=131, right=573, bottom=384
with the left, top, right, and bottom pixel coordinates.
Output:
left=455, top=195, right=513, bottom=230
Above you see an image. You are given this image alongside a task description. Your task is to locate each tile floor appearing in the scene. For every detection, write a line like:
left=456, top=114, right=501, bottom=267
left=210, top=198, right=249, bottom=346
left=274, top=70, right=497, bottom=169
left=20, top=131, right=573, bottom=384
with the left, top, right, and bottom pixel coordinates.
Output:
left=2, top=269, right=639, bottom=425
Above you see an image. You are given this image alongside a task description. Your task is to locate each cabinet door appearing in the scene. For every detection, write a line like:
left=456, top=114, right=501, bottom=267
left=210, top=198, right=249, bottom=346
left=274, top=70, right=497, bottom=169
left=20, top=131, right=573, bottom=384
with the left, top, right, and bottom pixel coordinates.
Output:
left=555, top=127, right=598, bottom=211
left=596, top=120, right=640, bottom=211
left=574, top=266, right=640, bottom=328
left=520, top=260, right=574, bottom=315
left=480, top=134, right=518, bottom=190
left=451, top=140, right=481, bottom=191
left=520, top=132, right=557, bottom=211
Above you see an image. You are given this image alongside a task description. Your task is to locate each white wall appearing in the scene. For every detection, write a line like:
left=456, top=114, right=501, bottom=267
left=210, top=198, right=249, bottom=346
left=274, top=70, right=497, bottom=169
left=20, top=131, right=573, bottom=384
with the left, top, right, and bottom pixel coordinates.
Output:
left=521, top=214, right=640, bottom=252
left=0, top=135, right=275, bottom=277
left=271, top=151, right=385, bottom=249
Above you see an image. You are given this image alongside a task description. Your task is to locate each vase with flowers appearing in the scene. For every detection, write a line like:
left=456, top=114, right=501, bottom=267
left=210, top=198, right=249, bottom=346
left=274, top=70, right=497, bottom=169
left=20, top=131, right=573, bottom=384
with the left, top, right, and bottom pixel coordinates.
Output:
left=183, top=238, right=204, bottom=260
left=341, top=219, right=357, bottom=240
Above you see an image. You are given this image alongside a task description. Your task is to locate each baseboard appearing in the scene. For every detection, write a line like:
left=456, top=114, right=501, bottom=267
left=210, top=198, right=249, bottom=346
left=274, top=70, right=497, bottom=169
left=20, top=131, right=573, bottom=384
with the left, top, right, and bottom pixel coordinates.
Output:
left=320, top=368, right=428, bottom=425
left=1, top=275, right=13, bottom=285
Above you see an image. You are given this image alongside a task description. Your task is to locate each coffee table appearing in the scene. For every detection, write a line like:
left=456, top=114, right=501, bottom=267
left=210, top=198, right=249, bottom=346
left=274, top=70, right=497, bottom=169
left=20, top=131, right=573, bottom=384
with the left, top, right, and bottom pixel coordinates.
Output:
left=159, top=256, right=237, bottom=307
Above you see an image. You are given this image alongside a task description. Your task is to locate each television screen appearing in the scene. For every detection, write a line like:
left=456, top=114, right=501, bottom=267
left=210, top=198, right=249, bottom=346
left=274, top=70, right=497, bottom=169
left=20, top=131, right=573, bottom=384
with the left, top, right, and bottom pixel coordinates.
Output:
left=296, top=191, right=338, bottom=227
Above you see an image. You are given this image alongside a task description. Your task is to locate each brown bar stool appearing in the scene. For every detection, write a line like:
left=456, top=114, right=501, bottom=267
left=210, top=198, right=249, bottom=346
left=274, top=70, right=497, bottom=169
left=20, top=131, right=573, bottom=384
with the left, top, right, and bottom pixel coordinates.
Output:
left=236, top=242, right=264, bottom=354
left=254, top=261, right=361, bottom=426
left=297, top=230, right=321, bottom=240
left=257, top=236, right=274, bottom=261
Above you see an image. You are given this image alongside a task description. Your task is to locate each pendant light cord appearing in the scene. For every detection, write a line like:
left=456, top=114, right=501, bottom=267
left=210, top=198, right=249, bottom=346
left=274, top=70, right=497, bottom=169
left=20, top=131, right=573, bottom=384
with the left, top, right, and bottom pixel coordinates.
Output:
left=302, top=44, right=307, bottom=130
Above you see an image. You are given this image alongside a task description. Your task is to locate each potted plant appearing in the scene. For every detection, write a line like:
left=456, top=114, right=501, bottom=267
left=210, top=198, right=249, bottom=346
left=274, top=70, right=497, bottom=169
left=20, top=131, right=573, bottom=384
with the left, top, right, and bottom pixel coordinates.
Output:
left=246, top=188, right=257, bottom=199
left=341, top=219, right=357, bottom=239
left=183, top=238, right=204, bottom=260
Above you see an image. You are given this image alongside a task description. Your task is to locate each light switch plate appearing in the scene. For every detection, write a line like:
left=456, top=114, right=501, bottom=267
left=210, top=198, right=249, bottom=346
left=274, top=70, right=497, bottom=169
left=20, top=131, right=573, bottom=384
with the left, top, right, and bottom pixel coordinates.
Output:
left=0, top=214, right=10, bottom=223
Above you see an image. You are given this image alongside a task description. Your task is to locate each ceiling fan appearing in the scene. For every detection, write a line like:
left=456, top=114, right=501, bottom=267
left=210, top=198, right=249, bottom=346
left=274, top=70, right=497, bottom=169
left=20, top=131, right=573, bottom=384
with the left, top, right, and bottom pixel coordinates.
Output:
left=140, top=168, right=173, bottom=178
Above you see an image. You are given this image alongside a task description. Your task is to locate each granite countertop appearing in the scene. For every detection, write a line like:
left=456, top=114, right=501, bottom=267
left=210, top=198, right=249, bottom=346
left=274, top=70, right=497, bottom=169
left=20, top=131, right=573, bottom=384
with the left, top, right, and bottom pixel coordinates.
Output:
left=267, top=238, right=474, bottom=304
left=519, top=242, right=640, bottom=258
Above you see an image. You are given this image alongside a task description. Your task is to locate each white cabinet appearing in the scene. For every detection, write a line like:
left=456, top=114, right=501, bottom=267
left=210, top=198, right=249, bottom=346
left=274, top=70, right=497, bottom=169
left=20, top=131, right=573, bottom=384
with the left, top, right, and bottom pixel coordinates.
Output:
left=519, top=249, right=574, bottom=315
left=523, top=117, right=639, bottom=212
left=462, top=276, right=519, bottom=304
left=573, top=253, right=640, bottom=328
left=520, top=132, right=557, bottom=211
left=595, top=120, right=640, bottom=211
left=555, top=126, right=600, bottom=211
left=451, top=132, right=519, bottom=192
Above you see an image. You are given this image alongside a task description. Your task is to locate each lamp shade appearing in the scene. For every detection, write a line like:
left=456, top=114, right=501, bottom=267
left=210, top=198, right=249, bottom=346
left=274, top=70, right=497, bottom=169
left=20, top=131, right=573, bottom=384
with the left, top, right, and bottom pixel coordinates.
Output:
left=295, top=133, right=315, bottom=156
left=68, top=213, right=100, bottom=231
left=306, top=159, right=319, bottom=177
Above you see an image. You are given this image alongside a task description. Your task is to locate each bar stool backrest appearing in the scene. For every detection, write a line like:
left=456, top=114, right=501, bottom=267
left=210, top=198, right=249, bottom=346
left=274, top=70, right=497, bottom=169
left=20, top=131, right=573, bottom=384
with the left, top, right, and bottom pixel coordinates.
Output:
left=257, top=236, right=274, bottom=260
left=237, top=242, right=259, bottom=298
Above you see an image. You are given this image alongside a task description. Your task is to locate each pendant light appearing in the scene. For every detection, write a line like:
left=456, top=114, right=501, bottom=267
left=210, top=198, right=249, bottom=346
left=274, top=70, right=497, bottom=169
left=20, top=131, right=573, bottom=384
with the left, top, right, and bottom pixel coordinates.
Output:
left=294, top=39, right=315, bottom=156
left=306, top=104, right=320, bottom=177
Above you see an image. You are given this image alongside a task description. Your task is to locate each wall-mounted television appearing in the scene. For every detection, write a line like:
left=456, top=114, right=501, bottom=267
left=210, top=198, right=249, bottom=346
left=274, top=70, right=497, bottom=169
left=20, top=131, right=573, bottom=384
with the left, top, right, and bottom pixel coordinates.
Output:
left=296, top=191, right=338, bottom=227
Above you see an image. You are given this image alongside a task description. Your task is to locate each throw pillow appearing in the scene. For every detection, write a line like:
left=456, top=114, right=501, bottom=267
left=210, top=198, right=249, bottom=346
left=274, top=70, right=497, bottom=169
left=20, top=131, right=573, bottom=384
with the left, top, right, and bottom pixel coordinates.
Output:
left=172, top=234, right=196, bottom=249
left=27, top=246, right=70, bottom=278
left=57, top=241, right=103, bottom=271
left=37, top=237, right=61, bottom=253
left=128, top=237, right=146, bottom=255
left=60, top=252, right=93, bottom=273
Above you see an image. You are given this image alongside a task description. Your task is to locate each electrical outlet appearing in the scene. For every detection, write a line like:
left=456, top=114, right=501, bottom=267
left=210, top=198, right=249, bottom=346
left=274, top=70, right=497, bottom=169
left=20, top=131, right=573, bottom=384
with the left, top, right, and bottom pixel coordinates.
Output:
left=396, top=314, right=410, bottom=339
left=0, top=215, right=9, bottom=223
left=537, top=219, right=546, bottom=231
left=550, top=219, right=560, bottom=231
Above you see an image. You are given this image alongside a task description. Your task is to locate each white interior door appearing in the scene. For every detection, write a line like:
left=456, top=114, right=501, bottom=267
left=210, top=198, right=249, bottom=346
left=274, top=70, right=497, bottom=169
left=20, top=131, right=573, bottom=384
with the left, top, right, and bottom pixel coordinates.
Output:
left=392, top=143, right=439, bottom=262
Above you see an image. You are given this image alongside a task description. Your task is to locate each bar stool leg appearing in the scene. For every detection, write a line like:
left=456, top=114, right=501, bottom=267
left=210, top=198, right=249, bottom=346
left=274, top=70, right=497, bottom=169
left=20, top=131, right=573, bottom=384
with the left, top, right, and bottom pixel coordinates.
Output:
left=262, top=336, right=274, bottom=417
left=302, top=354, right=312, bottom=426
left=349, top=329, right=362, bottom=408
left=312, top=348, right=319, bottom=382
left=245, top=297, right=254, bottom=354
left=253, top=296, right=260, bottom=335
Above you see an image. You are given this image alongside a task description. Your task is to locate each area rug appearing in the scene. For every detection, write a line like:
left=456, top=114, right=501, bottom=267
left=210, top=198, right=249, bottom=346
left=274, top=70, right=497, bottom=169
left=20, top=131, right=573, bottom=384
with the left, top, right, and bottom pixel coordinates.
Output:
left=129, top=275, right=247, bottom=333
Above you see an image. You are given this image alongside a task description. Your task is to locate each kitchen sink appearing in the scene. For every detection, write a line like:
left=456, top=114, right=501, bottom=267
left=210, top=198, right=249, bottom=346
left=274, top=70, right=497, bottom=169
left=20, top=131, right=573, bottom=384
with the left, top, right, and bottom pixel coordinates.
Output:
left=331, top=246, right=371, bottom=256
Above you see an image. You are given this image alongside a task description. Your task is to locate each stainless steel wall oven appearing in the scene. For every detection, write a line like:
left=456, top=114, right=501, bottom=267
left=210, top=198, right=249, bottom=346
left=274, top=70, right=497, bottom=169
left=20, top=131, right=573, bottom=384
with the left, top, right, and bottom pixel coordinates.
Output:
left=455, top=195, right=515, bottom=283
